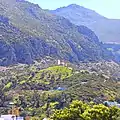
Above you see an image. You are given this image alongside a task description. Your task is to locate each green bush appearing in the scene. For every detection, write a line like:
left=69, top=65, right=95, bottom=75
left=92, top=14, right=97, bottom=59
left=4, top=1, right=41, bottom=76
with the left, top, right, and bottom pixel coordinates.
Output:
left=50, top=100, right=120, bottom=120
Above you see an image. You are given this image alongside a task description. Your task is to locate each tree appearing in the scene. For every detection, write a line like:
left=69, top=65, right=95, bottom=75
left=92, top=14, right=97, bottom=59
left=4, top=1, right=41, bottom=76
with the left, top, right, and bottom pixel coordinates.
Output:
left=50, top=100, right=120, bottom=120
left=50, top=100, right=89, bottom=120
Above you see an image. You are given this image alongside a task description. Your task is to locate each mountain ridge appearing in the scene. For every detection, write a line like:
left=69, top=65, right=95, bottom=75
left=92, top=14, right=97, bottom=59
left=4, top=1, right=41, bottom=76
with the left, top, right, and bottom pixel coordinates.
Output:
left=0, top=0, right=115, bottom=65
left=50, top=4, right=120, bottom=43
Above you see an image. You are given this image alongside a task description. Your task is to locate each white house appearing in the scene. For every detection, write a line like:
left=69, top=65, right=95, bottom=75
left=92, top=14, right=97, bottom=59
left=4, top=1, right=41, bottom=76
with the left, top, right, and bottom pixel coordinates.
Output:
left=43, top=118, right=48, bottom=120
left=0, top=115, right=24, bottom=120
left=16, top=117, right=24, bottom=120
left=1, top=115, right=16, bottom=120
left=0, top=118, right=4, bottom=120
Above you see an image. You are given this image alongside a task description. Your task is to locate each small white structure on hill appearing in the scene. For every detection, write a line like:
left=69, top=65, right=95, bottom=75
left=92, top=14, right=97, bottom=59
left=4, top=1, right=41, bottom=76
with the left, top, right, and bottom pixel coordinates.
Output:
left=57, top=60, right=67, bottom=66
left=58, top=60, right=61, bottom=65
left=43, top=118, right=48, bottom=120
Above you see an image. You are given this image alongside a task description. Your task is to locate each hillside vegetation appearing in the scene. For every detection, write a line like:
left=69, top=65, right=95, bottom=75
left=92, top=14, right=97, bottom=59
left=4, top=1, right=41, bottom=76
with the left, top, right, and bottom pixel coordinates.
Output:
left=0, top=63, right=120, bottom=118
left=50, top=100, right=120, bottom=120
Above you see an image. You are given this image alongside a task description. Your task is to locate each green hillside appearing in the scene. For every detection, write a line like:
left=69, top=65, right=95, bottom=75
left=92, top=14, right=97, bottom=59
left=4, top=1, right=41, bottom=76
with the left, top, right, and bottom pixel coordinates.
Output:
left=0, top=64, right=120, bottom=118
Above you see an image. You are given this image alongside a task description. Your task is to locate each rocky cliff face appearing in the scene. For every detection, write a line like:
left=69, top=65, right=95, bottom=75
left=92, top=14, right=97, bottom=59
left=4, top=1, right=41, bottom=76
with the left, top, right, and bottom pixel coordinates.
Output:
left=0, top=0, right=115, bottom=66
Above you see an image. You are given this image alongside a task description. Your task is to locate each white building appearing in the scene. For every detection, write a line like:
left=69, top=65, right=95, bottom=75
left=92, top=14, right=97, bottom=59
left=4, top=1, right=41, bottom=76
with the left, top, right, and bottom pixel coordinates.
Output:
left=1, top=115, right=16, bottom=120
left=58, top=60, right=61, bottom=65
left=43, top=118, right=48, bottom=120
left=0, top=115, right=24, bottom=120
left=57, top=60, right=67, bottom=66
left=0, top=118, right=4, bottom=120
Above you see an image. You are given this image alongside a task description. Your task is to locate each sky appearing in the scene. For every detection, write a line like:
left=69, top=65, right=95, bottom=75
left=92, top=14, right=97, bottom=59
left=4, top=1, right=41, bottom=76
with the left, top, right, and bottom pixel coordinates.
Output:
left=28, top=0, right=120, bottom=19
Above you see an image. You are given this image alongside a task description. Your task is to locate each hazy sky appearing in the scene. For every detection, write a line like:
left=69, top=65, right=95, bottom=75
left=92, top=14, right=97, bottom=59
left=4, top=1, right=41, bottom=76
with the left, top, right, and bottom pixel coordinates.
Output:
left=28, top=0, right=120, bottom=19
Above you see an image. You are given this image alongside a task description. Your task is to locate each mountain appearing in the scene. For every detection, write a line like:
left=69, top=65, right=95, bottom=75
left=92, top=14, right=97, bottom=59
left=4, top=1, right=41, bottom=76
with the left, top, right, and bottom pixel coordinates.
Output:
left=0, top=0, right=114, bottom=66
left=50, top=4, right=120, bottom=44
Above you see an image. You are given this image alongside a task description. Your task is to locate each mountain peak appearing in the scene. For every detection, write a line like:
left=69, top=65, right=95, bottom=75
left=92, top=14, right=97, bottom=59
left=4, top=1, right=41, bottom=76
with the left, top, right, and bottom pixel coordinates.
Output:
left=55, top=4, right=87, bottom=11
left=67, top=4, right=88, bottom=10
left=52, top=4, right=104, bottom=19
left=67, top=4, right=81, bottom=8
left=50, top=4, right=120, bottom=44
left=16, top=0, right=26, bottom=2
left=51, top=4, right=105, bottom=27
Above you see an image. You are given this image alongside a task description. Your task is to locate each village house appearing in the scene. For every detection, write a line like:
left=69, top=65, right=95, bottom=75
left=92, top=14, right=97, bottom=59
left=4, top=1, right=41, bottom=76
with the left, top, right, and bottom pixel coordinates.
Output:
left=103, top=101, right=120, bottom=108
left=0, top=115, right=16, bottom=120
left=0, top=115, right=24, bottom=120
left=0, top=66, right=8, bottom=72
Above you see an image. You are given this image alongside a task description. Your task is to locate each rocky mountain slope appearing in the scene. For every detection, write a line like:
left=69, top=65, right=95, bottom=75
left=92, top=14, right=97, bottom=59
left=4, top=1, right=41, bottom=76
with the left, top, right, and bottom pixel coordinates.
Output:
left=0, top=0, right=115, bottom=66
left=51, top=4, right=120, bottom=43
left=103, top=43, right=120, bottom=62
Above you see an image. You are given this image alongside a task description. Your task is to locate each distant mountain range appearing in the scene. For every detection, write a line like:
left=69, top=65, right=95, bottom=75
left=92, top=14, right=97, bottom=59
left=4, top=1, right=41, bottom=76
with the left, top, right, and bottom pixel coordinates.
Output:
left=50, top=4, right=120, bottom=44
left=0, top=0, right=115, bottom=66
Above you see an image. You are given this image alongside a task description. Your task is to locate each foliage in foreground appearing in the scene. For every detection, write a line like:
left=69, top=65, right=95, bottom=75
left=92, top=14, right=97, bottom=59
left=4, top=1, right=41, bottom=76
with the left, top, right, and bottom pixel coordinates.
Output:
left=50, top=100, right=120, bottom=120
